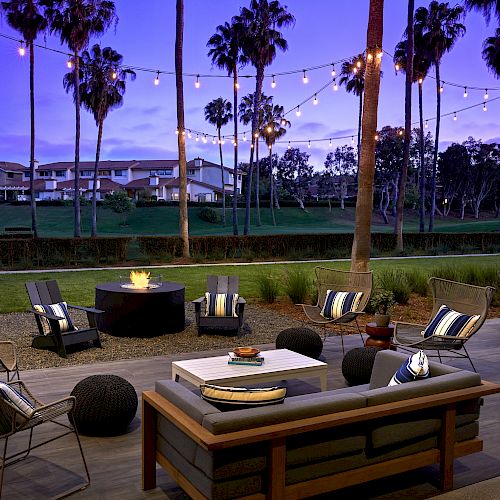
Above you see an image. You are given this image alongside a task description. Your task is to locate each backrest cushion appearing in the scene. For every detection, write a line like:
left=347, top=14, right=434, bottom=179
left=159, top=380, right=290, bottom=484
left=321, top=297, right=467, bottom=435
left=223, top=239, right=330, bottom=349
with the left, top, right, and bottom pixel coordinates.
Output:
left=388, top=351, right=430, bottom=386
left=200, top=384, right=286, bottom=410
left=205, top=293, right=238, bottom=317
left=0, top=382, right=35, bottom=417
left=33, top=301, right=75, bottom=335
left=423, top=305, right=480, bottom=338
left=320, top=290, right=363, bottom=319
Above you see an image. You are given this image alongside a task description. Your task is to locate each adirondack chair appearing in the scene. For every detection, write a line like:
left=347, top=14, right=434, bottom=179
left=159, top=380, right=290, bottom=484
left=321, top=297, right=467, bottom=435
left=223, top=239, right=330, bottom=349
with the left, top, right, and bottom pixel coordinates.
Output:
left=192, top=276, right=246, bottom=336
left=26, top=280, right=102, bottom=358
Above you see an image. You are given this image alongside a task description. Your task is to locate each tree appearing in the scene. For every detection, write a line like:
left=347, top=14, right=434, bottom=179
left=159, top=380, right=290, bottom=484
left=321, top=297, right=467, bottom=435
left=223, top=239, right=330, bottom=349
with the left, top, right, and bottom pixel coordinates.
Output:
left=438, top=143, right=469, bottom=216
left=204, top=98, right=233, bottom=226
left=482, top=28, right=500, bottom=77
left=63, top=44, right=135, bottom=236
left=102, top=191, right=134, bottom=226
left=339, top=54, right=366, bottom=172
left=234, top=0, right=295, bottom=235
left=44, top=0, right=117, bottom=238
left=176, top=0, right=189, bottom=257
left=1, top=0, right=47, bottom=238
left=414, top=1, right=465, bottom=232
left=324, top=146, right=357, bottom=210
left=464, top=0, right=500, bottom=23
left=207, top=20, right=248, bottom=235
left=350, top=0, right=385, bottom=272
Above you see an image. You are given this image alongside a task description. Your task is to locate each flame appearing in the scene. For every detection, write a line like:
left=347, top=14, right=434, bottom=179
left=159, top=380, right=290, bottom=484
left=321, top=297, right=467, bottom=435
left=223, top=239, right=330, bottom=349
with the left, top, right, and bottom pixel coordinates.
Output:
left=129, top=270, right=151, bottom=289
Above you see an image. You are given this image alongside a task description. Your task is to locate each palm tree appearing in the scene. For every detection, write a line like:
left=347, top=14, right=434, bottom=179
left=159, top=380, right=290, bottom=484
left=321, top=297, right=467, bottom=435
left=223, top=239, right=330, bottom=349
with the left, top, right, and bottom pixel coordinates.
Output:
left=176, top=0, right=189, bottom=257
left=339, top=54, right=366, bottom=172
left=43, top=0, right=117, bottom=238
left=261, top=104, right=290, bottom=226
left=482, top=28, right=500, bottom=77
left=239, top=92, right=272, bottom=226
left=414, top=1, right=465, bottom=232
left=204, top=98, right=233, bottom=226
left=234, top=0, right=295, bottom=235
left=464, top=0, right=500, bottom=23
left=63, top=45, right=135, bottom=236
left=350, top=0, right=384, bottom=272
left=1, top=0, right=47, bottom=237
left=207, top=21, right=248, bottom=235
left=394, top=27, right=432, bottom=233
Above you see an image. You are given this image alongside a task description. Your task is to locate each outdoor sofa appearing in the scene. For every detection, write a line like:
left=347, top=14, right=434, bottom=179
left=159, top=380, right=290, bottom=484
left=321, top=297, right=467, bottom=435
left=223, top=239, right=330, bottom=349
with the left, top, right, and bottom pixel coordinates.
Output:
left=142, top=350, right=500, bottom=499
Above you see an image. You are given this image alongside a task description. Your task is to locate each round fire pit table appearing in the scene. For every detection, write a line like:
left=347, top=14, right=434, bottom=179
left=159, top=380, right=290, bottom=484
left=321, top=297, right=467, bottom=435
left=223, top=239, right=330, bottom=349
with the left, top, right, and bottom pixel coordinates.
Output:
left=95, top=281, right=185, bottom=337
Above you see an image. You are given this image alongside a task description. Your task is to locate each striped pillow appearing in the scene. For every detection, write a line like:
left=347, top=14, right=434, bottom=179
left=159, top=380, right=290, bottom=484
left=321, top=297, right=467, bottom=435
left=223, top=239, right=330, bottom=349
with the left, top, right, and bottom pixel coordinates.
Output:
left=423, top=305, right=480, bottom=339
left=200, top=384, right=286, bottom=409
left=388, top=351, right=430, bottom=386
left=320, top=290, right=363, bottom=320
left=205, top=293, right=239, bottom=317
left=33, top=302, right=75, bottom=335
left=0, top=381, right=35, bottom=417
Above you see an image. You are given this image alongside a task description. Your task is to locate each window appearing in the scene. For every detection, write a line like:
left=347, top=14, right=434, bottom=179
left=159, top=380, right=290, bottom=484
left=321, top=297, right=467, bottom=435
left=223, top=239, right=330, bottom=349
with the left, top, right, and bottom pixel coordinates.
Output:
left=81, top=170, right=93, bottom=177
left=187, top=169, right=196, bottom=176
left=152, top=169, right=173, bottom=176
left=99, top=170, right=111, bottom=176
left=38, top=170, right=51, bottom=177
left=7, top=172, right=14, bottom=178
left=171, top=192, right=179, bottom=201
left=55, top=171, right=65, bottom=178
left=114, top=170, right=125, bottom=177
left=24, top=172, right=31, bottom=179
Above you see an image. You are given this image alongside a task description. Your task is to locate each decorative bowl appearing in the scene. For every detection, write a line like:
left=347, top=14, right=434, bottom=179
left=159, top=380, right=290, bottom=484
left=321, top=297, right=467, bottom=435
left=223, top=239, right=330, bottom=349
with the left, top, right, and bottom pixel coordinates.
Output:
left=234, top=347, right=260, bottom=358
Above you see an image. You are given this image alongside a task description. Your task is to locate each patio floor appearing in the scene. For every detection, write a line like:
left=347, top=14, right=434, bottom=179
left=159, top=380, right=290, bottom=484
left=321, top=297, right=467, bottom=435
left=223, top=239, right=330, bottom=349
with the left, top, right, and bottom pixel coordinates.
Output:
left=2, top=319, right=500, bottom=499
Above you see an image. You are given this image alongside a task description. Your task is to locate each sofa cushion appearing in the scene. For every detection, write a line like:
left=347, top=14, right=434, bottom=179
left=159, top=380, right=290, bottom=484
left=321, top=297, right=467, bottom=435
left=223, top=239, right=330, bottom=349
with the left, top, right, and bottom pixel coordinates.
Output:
left=320, top=290, right=363, bottom=319
left=200, top=384, right=286, bottom=409
left=423, top=305, right=480, bottom=338
left=388, top=351, right=429, bottom=386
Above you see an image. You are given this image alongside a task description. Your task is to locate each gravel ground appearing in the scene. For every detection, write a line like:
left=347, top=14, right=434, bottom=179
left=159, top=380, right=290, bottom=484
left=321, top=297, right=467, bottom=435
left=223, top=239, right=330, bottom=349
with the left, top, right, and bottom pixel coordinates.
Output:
left=0, top=303, right=323, bottom=370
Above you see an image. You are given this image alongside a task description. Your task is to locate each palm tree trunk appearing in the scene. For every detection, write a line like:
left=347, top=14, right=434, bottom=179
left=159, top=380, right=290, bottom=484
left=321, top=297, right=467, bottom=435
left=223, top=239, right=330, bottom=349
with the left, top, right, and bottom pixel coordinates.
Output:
left=218, top=128, right=225, bottom=226
left=176, top=0, right=190, bottom=257
left=28, top=40, right=38, bottom=237
left=395, top=0, right=414, bottom=251
left=91, top=118, right=103, bottom=237
left=232, top=66, right=239, bottom=235
left=357, top=91, right=363, bottom=176
left=269, top=146, right=276, bottom=226
left=418, top=82, right=426, bottom=232
left=428, top=59, right=441, bottom=233
left=256, top=139, right=261, bottom=226
left=351, top=0, right=385, bottom=272
left=73, top=51, right=81, bottom=237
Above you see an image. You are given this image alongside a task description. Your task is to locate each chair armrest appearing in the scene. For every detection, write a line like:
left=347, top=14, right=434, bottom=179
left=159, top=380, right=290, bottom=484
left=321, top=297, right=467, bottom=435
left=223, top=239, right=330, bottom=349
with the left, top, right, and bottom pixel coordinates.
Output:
left=301, top=304, right=333, bottom=324
left=192, top=297, right=205, bottom=304
left=67, top=304, right=104, bottom=314
left=28, top=309, right=64, bottom=321
left=394, top=320, right=426, bottom=329
left=237, top=297, right=246, bottom=304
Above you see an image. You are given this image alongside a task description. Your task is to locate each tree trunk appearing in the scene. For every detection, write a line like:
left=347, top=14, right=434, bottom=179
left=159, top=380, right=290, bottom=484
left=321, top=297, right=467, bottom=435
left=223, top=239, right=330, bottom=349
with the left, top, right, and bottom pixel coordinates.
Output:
left=395, top=0, right=414, bottom=251
left=269, top=147, right=276, bottom=226
left=256, top=139, right=261, bottom=226
left=428, top=59, right=441, bottom=232
left=73, top=50, right=81, bottom=237
left=218, top=128, right=225, bottom=226
left=340, top=177, right=347, bottom=210
left=176, top=0, right=190, bottom=257
left=391, top=175, right=398, bottom=218
left=328, top=198, right=332, bottom=212
left=460, top=196, right=466, bottom=220
left=91, top=118, right=103, bottom=237
left=356, top=91, right=363, bottom=180
left=380, top=184, right=389, bottom=224
left=351, top=0, right=385, bottom=272
left=232, top=65, right=239, bottom=235
left=28, top=40, right=38, bottom=237
left=418, top=82, right=426, bottom=232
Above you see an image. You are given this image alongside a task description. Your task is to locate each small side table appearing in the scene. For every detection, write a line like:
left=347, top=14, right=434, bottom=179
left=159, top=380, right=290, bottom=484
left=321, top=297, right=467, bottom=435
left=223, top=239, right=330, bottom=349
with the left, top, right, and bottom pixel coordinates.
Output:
left=365, top=322, right=396, bottom=350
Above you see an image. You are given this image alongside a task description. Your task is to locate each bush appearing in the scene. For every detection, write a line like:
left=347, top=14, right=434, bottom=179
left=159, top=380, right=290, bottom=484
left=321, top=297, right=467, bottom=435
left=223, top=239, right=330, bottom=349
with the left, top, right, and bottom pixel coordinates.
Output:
left=405, top=269, right=430, bottom=296
left=370, top=290, right=396, bottom=314
left=198, top=207, right=220, bottom=224
left=283, top=268, right=310, bottom=304
left=255, top=273, right=280, bottom=303
left=376, top=269, right=411, bottom=304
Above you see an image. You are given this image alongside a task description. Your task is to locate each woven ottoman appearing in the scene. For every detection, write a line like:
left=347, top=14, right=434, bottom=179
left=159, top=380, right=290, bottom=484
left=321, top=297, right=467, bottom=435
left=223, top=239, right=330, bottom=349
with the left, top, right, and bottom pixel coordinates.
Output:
left=70, top=374, right=138, bottom=436
left=341, top=347, right=382, bottom=386
left=276, top=327, right=323, bottom=359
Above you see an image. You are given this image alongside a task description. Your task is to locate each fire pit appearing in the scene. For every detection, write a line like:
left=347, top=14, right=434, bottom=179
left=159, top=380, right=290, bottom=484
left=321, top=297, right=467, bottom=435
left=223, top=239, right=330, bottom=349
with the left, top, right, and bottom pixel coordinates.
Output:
left=95, top=274, right=185, bottom=337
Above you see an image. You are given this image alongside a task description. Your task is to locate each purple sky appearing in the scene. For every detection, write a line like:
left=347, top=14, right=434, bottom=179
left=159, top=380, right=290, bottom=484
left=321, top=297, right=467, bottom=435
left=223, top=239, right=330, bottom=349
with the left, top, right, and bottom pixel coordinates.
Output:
left=0, top=0, right=499, bottom=170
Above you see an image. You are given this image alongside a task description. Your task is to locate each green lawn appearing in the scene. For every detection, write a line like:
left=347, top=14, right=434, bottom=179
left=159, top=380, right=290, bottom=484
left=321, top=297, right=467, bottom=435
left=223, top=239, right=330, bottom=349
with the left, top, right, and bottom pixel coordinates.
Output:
left=1, top=205, right=498, bottom=237
left=1, top=255, right=498, bottom=314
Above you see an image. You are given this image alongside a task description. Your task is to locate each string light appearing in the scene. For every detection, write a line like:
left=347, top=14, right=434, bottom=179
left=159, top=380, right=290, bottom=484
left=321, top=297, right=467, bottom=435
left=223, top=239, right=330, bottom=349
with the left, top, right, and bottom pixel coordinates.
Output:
left=266, top=125, right=272, bottom=133
left=302, top=70, right=308, bottom=84
left=376, top=51, right=383, bottom=59
left=254, top=132, right=259, bottom=138
left=425, top=120, right=429, bottom=128
left=313, top=94, right=318, bottom=105
left=374, top=134, right=379, bottom=141
left=329, top=138, right=332, bottom=148
left=440, top=82, right=444, bottom=93
left=268, top=145, right=272, bottom=150
left=67, top=57, right=73, bottom=69
left=234, top=139, right=237, bottom=147
left=18, top=41, right=25, bottom=56
left=181, top=130, right=185, bottom=136
left=280, top=118, right=286, bottom=126
left=195, top=74, right=200, bottom=88
left=287, top=141, right=291, bottom=149
left=195, top=134, right=199, bottom=141
left=367, top=53, right=373, bottom=62
left=356, top=60, right=362, bottom=68
left=353, top=66, right=358, bottom=74
left=395, top=63, right=400, bottom=72
left=418, top=77, right=423, bottom=84
left=483, top=102, right=487, bottom=111
left=271, top=75, right=276, bottom=88
left=331, top=64, right=336, bottom=77
left=175, top=128, right=179, bottom=135
left=484, top=89, right=489, bottom=99
left=453, top=112, right=457, bottom=121
left=154, top=71, right=160, bottom=86
left=187, top=131, right=192, bottom=139
left=333, top=79, right=338, bottom=91
left=398, top=129, right=403, bottom=136
left=235, top=80, right=240, bottom=89
left=295, top=106, right=301, bottom=117
left=111, top=70, right=117, bottom=80
left=308, top=140, right=311, bottom=148
left=202, top=134, right=207, bottom=143
left=463, top=87, right=468, bottom=98
left=212, top=137, right=216, bottom=144
left=351, top=136, right=354, bottom=143
left=243, top=132, right=247, bottom=141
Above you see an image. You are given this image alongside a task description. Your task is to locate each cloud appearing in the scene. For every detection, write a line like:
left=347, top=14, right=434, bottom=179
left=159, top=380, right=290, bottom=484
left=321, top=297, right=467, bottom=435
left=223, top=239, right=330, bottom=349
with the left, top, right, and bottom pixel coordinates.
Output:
left=103, top=144, right=179, bottom=159
left=294, top=122, right=328, bottom=134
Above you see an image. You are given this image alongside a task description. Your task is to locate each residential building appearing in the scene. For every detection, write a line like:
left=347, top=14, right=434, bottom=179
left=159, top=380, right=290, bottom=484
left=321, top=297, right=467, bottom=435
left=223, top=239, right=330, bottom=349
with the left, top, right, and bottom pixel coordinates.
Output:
left=0, top=162, right=28, bottom=201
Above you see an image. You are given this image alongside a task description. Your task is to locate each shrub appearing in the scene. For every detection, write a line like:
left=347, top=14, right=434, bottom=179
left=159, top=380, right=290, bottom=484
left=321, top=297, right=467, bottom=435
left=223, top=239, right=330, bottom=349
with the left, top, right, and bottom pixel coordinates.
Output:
left=255, top=273, right=280, bottom=303
left=283, top=268, right=310, bottom=304
left=376, top=269, right=411, bottom=304
left=198, top=207, right=220, bottom=224
left=405, top=269, right=430, bottom=296
left=370, top=290, right=396, bottom=314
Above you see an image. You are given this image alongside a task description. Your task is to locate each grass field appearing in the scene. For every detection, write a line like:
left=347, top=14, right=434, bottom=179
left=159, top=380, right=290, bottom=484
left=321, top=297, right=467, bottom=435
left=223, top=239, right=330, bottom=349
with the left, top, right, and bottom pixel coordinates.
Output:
left=1, top=255, right=498, bottom=314
left=1, top=205, right=499, bottom=237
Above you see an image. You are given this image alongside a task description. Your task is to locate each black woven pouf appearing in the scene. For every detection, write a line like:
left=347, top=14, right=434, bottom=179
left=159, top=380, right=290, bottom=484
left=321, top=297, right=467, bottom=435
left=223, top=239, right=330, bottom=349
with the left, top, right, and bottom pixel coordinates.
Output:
left=276, top=327, right=323, bottom=359
left=341, top=347, right=382, bottom=386
left=70, top=374, right=138, bottom=436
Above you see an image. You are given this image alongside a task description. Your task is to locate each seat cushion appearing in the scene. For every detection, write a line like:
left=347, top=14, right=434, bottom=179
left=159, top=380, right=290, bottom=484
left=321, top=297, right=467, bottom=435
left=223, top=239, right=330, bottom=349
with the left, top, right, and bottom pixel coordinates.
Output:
left=320, top=290, right=363, bottom=320
left=33, top=301, right=75, bottom=335
left=423, top=305, right=480, bottom=339
left=388, top=351, right=430, bottom=386
left=200, top=384, right=286, bottom=410
left=0, top=382, right=35, bottom=417
left=204, top=293, right=238, bottom=317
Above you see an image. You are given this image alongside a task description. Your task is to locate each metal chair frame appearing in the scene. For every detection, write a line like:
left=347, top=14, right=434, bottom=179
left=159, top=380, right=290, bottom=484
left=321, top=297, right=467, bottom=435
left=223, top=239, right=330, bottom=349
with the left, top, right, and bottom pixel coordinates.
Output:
left=0, top=342, right=19, bottom=382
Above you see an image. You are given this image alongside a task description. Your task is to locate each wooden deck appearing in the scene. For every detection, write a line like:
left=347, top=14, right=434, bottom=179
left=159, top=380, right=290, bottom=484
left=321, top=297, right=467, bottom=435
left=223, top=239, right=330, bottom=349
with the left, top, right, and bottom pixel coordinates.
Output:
left=3, top=319, right=500, bottom=499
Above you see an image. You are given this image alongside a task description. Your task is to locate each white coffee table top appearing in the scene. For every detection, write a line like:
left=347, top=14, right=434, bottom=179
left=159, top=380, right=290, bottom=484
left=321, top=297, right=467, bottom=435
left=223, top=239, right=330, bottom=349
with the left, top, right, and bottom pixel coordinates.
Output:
left=171, top=348, right=328, bottom=391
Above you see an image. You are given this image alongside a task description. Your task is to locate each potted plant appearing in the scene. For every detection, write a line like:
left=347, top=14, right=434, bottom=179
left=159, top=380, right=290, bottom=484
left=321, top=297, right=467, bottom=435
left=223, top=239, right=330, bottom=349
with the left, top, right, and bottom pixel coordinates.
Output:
left=371, top=291, right=396, bottom=327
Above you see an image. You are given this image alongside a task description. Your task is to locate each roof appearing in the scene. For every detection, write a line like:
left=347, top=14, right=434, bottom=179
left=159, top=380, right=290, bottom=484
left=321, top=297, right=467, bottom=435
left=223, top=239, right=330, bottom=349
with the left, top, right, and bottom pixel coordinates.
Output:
left=0, top=162, right=28, bottom=172
left=39, top=160, right=139, bottom=171
left=187, top=158, right=241, bottom=175
left=130, top=160, right=179, bottom=170
left=125, top=177, right=179, bottom=189
left=57, top=178, right=123, bottom=192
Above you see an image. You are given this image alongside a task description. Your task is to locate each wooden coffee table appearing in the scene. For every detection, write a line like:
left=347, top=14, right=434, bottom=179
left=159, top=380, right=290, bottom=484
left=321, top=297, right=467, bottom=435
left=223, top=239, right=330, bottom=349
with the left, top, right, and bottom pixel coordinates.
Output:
left=172, top=349, right=328, bottom=391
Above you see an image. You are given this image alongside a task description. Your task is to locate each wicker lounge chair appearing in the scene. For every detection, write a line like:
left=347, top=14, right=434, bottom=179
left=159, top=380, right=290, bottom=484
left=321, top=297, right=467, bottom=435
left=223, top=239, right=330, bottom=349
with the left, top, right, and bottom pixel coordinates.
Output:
left=0, top=342, right=19, bottom=382
left=301, top=267, right=373, bottom=354
left=392, top=277, right=495, bottom=372
left=26, top=280, right=103, bottom=359
left=192, top=275, right=246, bottom=336
left=0, top=380, right=90, bottom=497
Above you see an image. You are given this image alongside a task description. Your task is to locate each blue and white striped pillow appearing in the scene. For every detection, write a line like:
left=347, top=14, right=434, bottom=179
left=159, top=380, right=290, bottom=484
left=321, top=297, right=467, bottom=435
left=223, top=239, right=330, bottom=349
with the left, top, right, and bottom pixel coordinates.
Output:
left=205, top=293, right=239, bottom=317
left=388, top=351, right=430, bottom=386
left=33, top=302, right=75, bottom=335
left=320, top=290, right=363, bottom=320
left=423, top=305, right=480, bottom=339
left=0, top=382, right=35, bottom=417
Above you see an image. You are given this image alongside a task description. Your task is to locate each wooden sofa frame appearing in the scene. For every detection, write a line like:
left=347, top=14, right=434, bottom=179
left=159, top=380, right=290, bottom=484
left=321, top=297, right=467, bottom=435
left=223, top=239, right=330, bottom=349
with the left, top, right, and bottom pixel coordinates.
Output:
left=142, top=380, right=500, bottom=499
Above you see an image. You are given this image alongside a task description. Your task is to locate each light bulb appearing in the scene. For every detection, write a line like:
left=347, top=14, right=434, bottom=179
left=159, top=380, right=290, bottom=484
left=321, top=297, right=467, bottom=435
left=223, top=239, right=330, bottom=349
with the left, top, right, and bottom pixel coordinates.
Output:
left=313, top=94, right=318, bottom=105
left=111, top=70, right=117, bottom=80
left=268, top=145, right=272, bottom=150
left=331, top=64, right=336, bottom=77
left=302, top=70, right=308, bottom=84
left=267, top=125, right=272, bottom=133
left=418, top=77, right=423, bottom=84
left=195, top=75, right=200, bottom=88
left=329, top=139, right=332, bottom=148
left=250, top=143, right=254, bottom=149
left=243, top=132, right=247, bottom=141
left=187, top=131, right=192, bottom=139
left=484, top=89, right=489, bottom=99
left=295, top=106, right=301, bottom=117
left=154, top=71, right=160, bottom=86
left=376, top=51, right=383, bottom=59
left=463, top=87, right=468, bottom=98
left=202, top=135, right=207, bottom=143
left=351, top=136, right=354, bottom=144
left=374, top=134, right=379, bottom=141
left=395, top=63, right=400, bottom=72
left=483, top=102, right=487, bottom=112
left=234, top=140, right=237, bottom=147
left=398, top=129, right=403, bottom=136
left=235, top=81, right=240, bottom=89
left=367, top=53, right=373, bottom=61
left=333, top=79, right=338, bottom=91
left=440, top=83, right=444, bottom=93
left=425, top=120, right=429, bottom=128
left=18, top=42, right=26, bottom=56
left=221, top=138, right=225, bottom=145
left=254, top=132, right=259, bottom=138
left=271, top=75, right=276, bottom=88
left=212, top=137, right=216, bottom=144
left=356, top=60, right=361, bottom=68
left=175, top=129, right=179, bottom=135
left=308, top=140, right=311, bottom=149
left=67, top=58, right=73, bottom=69
left=453, top=112, right=457, bottom=121
left=182, top=130, right=185, bottom=136
left=280, top=118, right=286, bottom=126
left=287, top=141, right=291, bottom=150
left=353, top=66, right=358, bottom=74
left=195, top=134, right=199, bottom=141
